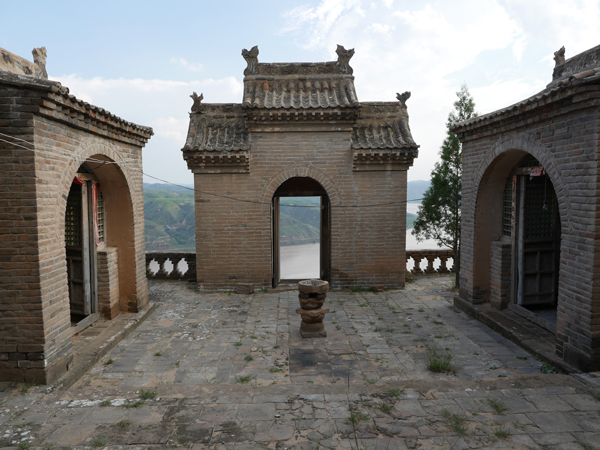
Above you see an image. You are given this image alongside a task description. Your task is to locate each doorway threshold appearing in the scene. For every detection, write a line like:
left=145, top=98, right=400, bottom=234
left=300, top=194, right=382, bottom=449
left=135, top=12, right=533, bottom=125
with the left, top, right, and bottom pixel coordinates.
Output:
left=508, top=303, right=557, bottom=335
left=72, top=312, right=100, bottom=334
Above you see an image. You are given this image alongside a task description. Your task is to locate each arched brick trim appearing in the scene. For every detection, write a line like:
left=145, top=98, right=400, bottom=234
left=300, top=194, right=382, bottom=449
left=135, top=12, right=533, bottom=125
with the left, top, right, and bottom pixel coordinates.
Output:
left=473, top=134, right=572, bottom=232
left=54, top=143, right=138, bottom=239
left=259, top=163, right=342, bottom=205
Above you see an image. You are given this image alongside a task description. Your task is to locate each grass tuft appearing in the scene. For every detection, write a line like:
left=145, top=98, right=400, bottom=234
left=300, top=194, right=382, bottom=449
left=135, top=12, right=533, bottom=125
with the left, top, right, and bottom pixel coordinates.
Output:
left=487, top=398, right=507, bottom=415
left=139, top=389, right=157, bottom=400
left=442, top=409, right=467, bottom=436
left=426, top=344, right=454, bottom=374
left=122, top=399, right=145, bottom=409
left=118, top=419, right=133, bottom=428
left=235, top=375, right=255, bottom=384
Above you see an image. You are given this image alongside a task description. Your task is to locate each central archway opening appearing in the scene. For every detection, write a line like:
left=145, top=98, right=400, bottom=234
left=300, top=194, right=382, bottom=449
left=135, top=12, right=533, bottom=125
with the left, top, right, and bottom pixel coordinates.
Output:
left=272, top=177, right=331, bottom=286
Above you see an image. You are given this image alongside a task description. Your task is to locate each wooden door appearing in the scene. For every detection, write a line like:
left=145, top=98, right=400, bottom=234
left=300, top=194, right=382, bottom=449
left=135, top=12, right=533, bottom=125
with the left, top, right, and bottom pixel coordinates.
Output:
left=272, top=196, right=280, bottom=287
left=517, top=175, right=560, bottom=307
left=65, top=179, right=98, bottom=319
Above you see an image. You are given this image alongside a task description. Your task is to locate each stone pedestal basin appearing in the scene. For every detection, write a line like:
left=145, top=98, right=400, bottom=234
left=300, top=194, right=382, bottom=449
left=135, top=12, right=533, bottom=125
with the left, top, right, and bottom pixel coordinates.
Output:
left=296, top=279, right=330, bottom=338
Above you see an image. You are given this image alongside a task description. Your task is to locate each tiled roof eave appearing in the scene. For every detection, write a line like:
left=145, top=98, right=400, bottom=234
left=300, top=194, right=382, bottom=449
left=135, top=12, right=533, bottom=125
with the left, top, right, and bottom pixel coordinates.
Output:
left=452, top=71, right=600, bottom=134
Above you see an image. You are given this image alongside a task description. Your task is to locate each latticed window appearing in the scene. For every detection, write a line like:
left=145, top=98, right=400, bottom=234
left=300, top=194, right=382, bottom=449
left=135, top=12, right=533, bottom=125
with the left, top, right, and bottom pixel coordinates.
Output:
left=65, top=186, right=81, bottom=247
left=519, top=154, right=540, bottom=168
left=502, top=178, right=513, bottom=236
left=97, top=187, right=106, bottom=243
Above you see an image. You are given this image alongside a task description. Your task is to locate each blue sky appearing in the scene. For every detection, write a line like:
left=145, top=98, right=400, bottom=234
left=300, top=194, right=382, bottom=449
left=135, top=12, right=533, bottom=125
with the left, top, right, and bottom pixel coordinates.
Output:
left=3, top=0, right=600, bottom=184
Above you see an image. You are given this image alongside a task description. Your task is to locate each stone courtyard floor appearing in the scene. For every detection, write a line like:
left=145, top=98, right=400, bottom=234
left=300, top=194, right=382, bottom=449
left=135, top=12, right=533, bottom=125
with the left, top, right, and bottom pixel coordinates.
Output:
left=1, top=276, right=599, bottom=449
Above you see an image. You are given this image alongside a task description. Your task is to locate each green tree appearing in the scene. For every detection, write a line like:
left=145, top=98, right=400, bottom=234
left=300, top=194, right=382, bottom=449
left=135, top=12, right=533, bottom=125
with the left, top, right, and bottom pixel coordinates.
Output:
left=412, top=85, right=477, bottom=283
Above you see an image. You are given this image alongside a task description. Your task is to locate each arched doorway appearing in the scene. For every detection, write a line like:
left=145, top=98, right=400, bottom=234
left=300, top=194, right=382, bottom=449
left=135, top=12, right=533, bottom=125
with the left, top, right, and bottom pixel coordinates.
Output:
left=509, top=155, right=560, bottom=325
left=272, top=177, right=331, bottom=286
left=473, top=152, right=561, bottom=332
left=63, top=156, right=138, bottom=329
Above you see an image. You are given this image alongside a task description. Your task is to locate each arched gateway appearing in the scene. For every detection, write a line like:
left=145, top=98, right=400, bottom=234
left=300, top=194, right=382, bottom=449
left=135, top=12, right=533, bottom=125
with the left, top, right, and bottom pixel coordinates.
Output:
left=183, top=46, right=419, bottom=288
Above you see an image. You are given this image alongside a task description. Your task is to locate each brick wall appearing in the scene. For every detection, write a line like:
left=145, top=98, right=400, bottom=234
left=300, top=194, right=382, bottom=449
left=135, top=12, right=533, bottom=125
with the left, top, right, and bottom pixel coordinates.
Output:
left=0, top=76, right=151, bottom=383
left=98, top=247, right=120, bottom=319
left=194, top=127, right=408, bottom=288
left=489, top=237, right=512, bottom=310
left=456, top=84, right=600, bottom=371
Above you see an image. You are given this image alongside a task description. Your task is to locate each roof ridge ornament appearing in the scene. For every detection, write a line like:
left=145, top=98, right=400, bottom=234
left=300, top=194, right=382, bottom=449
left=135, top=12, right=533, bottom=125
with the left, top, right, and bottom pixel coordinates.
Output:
left=32, top=47, right=47, bottom=79
left=242, top=46, right=259, bottom=76
left=336, top=45, right=354, bottom=75
left=190, top=92, right=203, bottom=113
left=396, top=91, right=411, bottom=107
left=554, top=46, right=565, bottom=67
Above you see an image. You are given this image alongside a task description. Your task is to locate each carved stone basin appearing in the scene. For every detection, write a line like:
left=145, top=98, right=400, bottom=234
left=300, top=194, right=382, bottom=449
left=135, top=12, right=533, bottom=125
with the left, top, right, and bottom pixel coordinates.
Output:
left=296, top=279, right=330, bottom=338
left=298, top=279, right=329, bottom=295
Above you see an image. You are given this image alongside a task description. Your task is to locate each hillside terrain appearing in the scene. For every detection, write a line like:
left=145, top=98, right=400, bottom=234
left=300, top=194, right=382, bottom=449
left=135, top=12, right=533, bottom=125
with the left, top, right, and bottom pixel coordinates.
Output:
left=144, top=184, right=195, bottom=251
left=144, top=183, right=422, bottom=250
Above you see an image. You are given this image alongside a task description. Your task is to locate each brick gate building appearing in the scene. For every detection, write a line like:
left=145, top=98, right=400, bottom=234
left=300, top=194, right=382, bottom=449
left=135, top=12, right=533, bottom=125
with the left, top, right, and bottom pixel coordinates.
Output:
left=454, top=44, right=600, bottom=372
left=0, top=48, right=153, bottom=383
left=183, top=46, right=419, bottom=288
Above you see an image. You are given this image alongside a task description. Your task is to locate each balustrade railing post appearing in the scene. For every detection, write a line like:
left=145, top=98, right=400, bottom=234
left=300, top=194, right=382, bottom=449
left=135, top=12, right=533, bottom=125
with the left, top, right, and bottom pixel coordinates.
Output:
left=155, top=256, right=169, bottom=278
left=425, top=256, right=436, bottom=274
left=146, top=258, right=155, bottom=278
left=437, top=256, right=449, bottom=273
left=168, top=256, right=184, bottom=279
left=411, top=256, right=423, bottom=274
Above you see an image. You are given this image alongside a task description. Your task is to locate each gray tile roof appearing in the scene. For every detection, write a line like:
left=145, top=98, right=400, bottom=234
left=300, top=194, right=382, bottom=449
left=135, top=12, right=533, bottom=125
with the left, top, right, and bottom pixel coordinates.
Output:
left=352, top=103, right=418, bottom=150
left=183, top=104, right=249, bottom=152
left=242, top=78, right=359, bottom=109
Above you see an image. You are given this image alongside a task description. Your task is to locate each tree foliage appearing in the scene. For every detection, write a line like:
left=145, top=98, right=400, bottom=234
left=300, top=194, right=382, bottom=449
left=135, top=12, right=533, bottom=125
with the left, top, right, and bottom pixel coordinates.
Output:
left=412, top=85, right=477, bottom=256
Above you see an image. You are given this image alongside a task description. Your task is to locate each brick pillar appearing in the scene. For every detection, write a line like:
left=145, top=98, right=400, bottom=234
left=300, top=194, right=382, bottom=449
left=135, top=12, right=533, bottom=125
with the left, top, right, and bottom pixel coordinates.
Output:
left=98, top=247, right=120, bottom=319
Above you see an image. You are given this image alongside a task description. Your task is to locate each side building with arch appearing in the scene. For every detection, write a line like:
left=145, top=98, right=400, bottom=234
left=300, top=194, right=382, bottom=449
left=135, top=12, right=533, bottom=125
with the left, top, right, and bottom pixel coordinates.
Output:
left=453, top=44, right=600, bottom=372
left=183, top=46, right=419, bottom=289
left=0, top=48, right=153, bottom=383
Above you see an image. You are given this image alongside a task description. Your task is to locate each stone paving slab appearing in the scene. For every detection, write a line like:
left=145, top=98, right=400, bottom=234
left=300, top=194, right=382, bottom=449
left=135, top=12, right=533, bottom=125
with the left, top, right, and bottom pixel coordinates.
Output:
left=0, top=277, right=599, bottom=449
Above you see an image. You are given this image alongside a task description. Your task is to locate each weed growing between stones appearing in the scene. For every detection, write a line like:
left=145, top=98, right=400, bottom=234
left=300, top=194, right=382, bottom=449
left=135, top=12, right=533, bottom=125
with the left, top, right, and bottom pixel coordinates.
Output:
left=122, top=400, right=145, bottom=409
left=492, top=427, right=511, bottom=440
left=20, top=383, right=34, bottom=394
left=17, top=443, right=32, bottom=450
left=377, top=401, right=394, bottom=415
left=426, top=344, right=454, bottom=374
left=387, top=388, right=404, bottom=398
left=347, top=409, right=370, bottom=425
left=104, top=359, right=114, bottom=366
left=442, top=409, right=467, bottom=436
left=154, top=350, right=163, bottom=357
left=587, top=389, right=600, bottom=402
left=540, top=363, right=559, bottom=374
left=139, top=389, right=157, bottom=400
left=362, top=374, right=379, bottom=384
left=118, top=419, right=133, bottom=428
left=244, top=355, right=253, bottom=362
left=99, top=400, right=111, bottom=407
left=91, top=438, right=107, bottom=447
left=269, top=367, right=283, bottom=373
left=235, top=375, right=255, bottom=384
left=577, top=440, right=596, bottom=450
left=487, top=398, right=507, bottom=415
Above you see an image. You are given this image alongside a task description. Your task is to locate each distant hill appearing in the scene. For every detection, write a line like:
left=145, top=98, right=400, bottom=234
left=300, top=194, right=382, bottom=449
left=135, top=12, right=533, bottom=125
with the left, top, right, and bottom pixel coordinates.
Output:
left=144, top=186, right=196, bottom=251
left=143, top=186, right=422, bottom=250
left=407, top=180, right=430, bottom=203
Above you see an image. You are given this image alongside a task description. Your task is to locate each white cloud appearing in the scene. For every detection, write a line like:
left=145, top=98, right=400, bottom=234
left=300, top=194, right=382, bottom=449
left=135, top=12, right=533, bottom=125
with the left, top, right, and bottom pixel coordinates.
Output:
left=170, top=57, right=204, bottom=73
left=370, top=23, right=391, bottom=34
left=50, top=74, right=244, bottom=184
left=152, top=117, right=189, bottom=142
left=279, top=0, right=530, bottom=181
